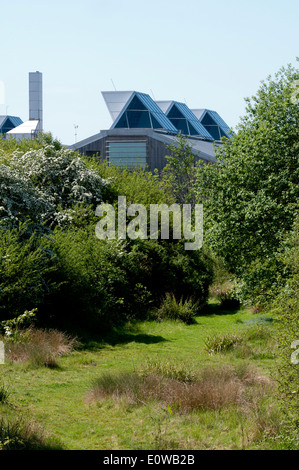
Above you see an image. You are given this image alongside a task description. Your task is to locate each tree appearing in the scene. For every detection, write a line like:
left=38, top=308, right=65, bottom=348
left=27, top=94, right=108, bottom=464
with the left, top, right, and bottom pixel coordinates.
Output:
left=195, top=62, right=299, bottom=305
left=274, top=215, right=299, bottom=444
left=162, top=135, right=198, bottom=207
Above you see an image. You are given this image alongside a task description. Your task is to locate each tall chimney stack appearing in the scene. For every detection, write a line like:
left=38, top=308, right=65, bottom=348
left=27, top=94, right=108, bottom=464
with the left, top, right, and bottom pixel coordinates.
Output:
left=29, top=71, right=43, bottom=132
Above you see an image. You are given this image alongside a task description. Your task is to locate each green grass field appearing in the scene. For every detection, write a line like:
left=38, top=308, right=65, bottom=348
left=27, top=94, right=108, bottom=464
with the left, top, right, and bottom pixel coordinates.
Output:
left=0, top=302, right=284, bottom=450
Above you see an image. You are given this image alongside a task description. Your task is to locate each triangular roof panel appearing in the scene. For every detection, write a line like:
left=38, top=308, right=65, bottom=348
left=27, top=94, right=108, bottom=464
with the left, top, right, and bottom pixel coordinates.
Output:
left=109, top=92, right=177, bottom=133
left=192, top=109, right=233, bottom=140
left=0, top=115, right=23, bottom=134
left=101, top=91, right=134, bottom=122
left=163, top=101, right=213, bottom=140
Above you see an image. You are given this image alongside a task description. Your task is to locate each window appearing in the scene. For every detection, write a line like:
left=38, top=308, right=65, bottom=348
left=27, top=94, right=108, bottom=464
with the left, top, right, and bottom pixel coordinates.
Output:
left=108, top=141, right=147, bottom=168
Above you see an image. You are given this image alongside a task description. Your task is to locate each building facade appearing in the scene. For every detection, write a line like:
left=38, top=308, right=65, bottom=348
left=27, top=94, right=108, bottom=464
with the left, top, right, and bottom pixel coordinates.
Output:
left=72, top=90, right=232, bottom=171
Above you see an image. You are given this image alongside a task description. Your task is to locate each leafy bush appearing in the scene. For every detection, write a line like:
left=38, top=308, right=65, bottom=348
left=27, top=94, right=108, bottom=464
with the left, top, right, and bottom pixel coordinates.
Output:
left=0, top=143, right=105, bottom=229
left=85, top=157, right=175, bottom=207
left=44, top=227, right=212, bottom=328
left=274, top=214, right=299, bottom=442
left=0, top=224, right=57, bottom=320
left=122, top=238, right=213, bottom=309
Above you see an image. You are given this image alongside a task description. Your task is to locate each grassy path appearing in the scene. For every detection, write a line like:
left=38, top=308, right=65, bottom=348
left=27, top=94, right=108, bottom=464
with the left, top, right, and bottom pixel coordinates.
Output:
left=0, top=305, right=279, bottom=450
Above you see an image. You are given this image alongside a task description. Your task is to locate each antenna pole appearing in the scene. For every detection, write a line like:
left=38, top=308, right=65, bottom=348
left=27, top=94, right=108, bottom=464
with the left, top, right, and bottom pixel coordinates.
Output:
left=111, top=79, right=117, bottom=91
left=74, top=124, right=78, bottom=143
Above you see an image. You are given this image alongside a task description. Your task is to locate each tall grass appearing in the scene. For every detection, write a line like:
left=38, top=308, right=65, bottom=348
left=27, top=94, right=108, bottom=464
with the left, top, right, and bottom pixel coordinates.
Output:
left=4, top=328, right=78, bottom=367
left=89, top=363, right=273, bottom=414
left=155, top=293, right=199, bottom=324
left=0, top=417, right=63, bottom=450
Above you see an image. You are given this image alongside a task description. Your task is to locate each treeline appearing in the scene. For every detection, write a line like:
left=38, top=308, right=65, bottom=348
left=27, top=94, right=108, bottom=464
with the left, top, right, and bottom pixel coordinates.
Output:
left=0, top=133, right=213, bottom=331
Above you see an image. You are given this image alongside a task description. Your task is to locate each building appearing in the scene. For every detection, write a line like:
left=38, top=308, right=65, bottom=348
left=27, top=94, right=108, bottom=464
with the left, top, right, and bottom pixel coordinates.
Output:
left=0, top=115, right=23, bottom=135
left=71, top=90, right=232, bottom=171
left=6, top=71, right=43, bottom=141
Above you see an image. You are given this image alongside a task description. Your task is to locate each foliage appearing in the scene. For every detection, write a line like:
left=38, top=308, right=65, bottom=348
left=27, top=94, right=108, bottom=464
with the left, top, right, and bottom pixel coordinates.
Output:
left=1, top=308, right=37, bottom=339
left=204, top=332, right=242, bottom=355
left=274, top=214, right=299, bottom=442
left=122, top=238, right=213, bottom=309
left=0, top=416, right=62, bottom=450
left=196, top=63, right=299, bottom=305
left=0, top=141, right=105, bottom=229
left=44, top=227, right=212, bottom=328
left=0, top=163, right=51, bottom=229
left=0, top=132, right=62, bottom=159
left=85, top=157, right=175, bottom=207
left=161, top=135, right=198, bottom=206
left=0, top=223, right=57, bottom=321
left=155, top=292, right=199, bottom=325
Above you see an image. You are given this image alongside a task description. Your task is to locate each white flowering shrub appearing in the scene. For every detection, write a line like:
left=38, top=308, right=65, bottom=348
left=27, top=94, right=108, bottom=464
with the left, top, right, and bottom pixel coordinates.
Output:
left=0, top=164, right=52, bottom=227
left=1, top=145, right=106, bottom=227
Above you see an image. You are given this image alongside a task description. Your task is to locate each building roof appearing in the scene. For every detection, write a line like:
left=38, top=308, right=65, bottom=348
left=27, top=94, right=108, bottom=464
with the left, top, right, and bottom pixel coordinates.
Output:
left=156, top=101, right=214, bottom=140
left=0, top=115, right=23, bottom=133
left=101, top=91, right=134, bottom=122
left=103, top=91, right=178, bottom=133
left=192, top=109, right=233, bottom=140
left=6, top=119, right=40, bottom=138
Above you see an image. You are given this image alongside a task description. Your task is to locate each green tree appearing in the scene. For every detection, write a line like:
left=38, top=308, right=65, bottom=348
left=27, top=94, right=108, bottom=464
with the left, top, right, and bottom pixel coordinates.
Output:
left=162, top=135, right=198, bottom=206
left=196, top=63, right=299, bottom=305
left=274, top=215, right=299, bottom=446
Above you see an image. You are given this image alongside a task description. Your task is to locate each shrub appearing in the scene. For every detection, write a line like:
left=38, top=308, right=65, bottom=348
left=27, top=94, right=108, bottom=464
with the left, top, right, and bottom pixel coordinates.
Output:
left=122, top=238, right=213, bottom=310
left=155, top=293, right=199, bottom=325
left=45, top=226, right=150, bottom=327
left=85, top=157, right=174, bottom=207
left=1, top=143, right=105, bottom=229
left=0, top=224, right=57, bottom=321
left=274, top=214, right=299, bottom=442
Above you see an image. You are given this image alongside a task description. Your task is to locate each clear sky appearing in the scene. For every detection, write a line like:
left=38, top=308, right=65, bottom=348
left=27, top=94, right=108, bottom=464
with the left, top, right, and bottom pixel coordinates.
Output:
left=1, top=0, right=298, bottom=145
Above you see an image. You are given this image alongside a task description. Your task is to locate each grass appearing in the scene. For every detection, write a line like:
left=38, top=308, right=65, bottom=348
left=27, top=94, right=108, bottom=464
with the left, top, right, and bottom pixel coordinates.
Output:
left=0, top=301, right=288, bottom=450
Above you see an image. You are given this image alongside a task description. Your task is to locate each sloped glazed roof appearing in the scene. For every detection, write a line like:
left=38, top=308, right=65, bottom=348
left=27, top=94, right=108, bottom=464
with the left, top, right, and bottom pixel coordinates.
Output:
left=192, top=109, right=232, bottom=140
left=106, top=91, right=178, bottom=133
left=157, top=101, right=213, bottom=140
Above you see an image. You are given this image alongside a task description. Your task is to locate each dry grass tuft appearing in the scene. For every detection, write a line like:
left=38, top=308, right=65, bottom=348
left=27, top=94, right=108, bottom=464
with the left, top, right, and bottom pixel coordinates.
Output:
left=0, top=416, right=62, bottom=450
left=4, top=328, right=78, bottom=367
left=89, top=363, right=273, bottom=414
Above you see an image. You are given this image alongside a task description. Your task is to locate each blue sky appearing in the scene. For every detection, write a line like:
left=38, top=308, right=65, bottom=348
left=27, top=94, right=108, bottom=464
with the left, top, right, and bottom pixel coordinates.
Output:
left=1, top=0, right=298, bottom=145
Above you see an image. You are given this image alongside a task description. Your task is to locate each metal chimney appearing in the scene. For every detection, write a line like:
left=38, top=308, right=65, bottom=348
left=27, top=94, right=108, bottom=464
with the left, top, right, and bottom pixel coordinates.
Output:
left=29, top=71, right=43, bottom=132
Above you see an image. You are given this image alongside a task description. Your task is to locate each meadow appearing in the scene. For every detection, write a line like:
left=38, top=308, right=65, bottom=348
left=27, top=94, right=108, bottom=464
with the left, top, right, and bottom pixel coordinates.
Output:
left=0, top=301, right=284, bottom=450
